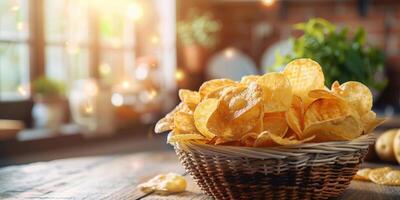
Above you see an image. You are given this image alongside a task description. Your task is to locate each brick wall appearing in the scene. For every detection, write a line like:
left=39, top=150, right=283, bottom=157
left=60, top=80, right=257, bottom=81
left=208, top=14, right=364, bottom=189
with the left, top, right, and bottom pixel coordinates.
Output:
left=186, top=0, right=400, bottom=68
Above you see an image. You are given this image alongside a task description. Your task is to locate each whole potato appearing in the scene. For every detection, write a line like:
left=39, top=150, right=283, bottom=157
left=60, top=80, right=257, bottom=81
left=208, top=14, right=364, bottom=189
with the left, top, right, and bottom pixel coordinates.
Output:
left=394, top=131, right=400, bottom=164
left=375, top=129, right=398, bottom=162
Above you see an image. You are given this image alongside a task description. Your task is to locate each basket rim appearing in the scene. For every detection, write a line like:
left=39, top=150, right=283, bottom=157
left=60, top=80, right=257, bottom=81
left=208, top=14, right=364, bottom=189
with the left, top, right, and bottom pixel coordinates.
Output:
left=174, top=133, right=375, bottom=159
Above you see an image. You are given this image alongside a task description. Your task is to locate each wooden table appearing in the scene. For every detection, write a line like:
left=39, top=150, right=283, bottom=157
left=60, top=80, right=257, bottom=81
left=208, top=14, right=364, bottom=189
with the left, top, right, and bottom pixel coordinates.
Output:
left=1, top=151, right=399, bottom=200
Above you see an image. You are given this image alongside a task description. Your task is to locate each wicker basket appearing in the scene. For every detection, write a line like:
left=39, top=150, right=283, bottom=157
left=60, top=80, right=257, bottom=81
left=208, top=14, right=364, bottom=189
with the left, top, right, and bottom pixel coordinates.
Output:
left=174, top=134, right=375, bottom=200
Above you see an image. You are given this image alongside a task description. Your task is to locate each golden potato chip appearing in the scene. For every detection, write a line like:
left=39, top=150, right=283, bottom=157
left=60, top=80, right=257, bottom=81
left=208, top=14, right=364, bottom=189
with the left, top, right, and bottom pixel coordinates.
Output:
left=283, top=58, right=325, bottom=104
left=227, top=100, right=263, bottom=140
left=196, top=95, right=262, bottom=141
left=221, top=83, right=263, bottom=119
left=178, top=89, right=201, bottom=110
left=354, top=168, right=372, bottom=181
left=240, top=75, right=260, bottom=84
left=303, top=115, right=363, bottom=142
left=285, top=95, right=304, bottom=138
left=257, top=72, right=292, bottom=112
left=193, top=98, right=220, bottom=139
left=331, top=80, right=340, bottom=92
left=173, top=111, right=198, bottom=134
left=215, top=138, right=242, bottom=146
left=240, top=132, right=259, bottom=147
left=167, top=132, right=205, bottom=143
left=308, top=89, right=340, bottom=100
left=155, top=117, right=174, bottom=134
left=223, top=84, right=264, bottom=140
left=199, top=79, right=236, bottom=98
left=360, top=110, right=385, bottom=134
left=304, top=98, right=350, bottom=128
left=254, top=131, right=275, bottom=147
left=368, top=167, right=393, bottom=185
left=155, top=103, right=192, bottom=133
left=334, top=81, right=372, bottom=116
left=269, top=133, right=315, bottom=146
left=138, top=172, right=187, bottom=194
left=263, top=112, right=288, bottom=137
left=381, top=170, right=400, bottom=185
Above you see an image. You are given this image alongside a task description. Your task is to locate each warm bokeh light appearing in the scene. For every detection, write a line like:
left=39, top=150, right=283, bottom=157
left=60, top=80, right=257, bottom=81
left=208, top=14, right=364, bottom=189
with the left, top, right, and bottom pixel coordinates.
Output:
left=16, top=22, right=23, bottom=31
left=150, top=35, right=160, bottom=44
left=261, top=0, right=275, bottom=7
left=135, top=66, right=149, bottom=80
left=10, top=5, right=19, bottom=12
left=99, top=63, right=111, bottom=76
left=224, top=48, right=235, bottom=58
left=148, top=89, right=157, bottom=100
left=111, top=93, right=124, bottom=107
left=17, top=85, right=28, bottom=97
left=84, top=81, right=98, bottom=96
left=65, top=42, right=80, bottom=55
left=122, top=80, right=131, bottom=89
left=127, top=3, right=143, bottom=21
left=175, top=69, right=185, bottom=81
left=84, top=103, right=94, bottom=114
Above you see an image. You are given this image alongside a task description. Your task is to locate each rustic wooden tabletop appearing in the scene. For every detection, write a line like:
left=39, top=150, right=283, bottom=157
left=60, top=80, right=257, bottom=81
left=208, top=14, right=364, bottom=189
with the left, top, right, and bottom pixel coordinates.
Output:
left=0, top=151, right=399, bottom=200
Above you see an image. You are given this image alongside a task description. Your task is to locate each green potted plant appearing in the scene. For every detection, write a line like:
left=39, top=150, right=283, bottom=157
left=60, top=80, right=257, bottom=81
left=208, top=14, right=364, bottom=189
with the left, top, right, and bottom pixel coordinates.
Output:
left=32, top=76, right=66, bottom=130
left=178, top=10, right=221, bottom=73
left=272, top=18, right=386, bottom=93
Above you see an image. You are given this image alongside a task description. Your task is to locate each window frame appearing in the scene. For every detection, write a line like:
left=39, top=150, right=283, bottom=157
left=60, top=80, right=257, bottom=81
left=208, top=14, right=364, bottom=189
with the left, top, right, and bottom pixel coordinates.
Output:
left=0, top=0, right=121, bottom=101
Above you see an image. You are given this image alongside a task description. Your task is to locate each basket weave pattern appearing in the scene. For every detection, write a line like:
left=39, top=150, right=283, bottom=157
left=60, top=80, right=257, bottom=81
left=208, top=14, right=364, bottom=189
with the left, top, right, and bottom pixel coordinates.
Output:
left=175, top=134, right=374, bottom=200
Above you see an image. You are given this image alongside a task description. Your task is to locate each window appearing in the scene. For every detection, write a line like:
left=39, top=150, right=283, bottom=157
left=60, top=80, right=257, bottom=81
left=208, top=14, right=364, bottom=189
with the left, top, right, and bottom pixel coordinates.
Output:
left=0, top=0, right=30, bottom=101
left=45, top=0, right=90, bottom=85
left=0, top=0, right=176, bottom=103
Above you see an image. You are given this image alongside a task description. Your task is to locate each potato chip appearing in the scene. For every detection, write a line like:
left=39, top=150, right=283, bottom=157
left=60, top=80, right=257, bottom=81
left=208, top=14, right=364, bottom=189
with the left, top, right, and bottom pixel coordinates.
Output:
left=263, top=112, right=288, bottom=137
left=173, top=111, right=198, bottom=134
left=240, top=75, right=260, bottom=84
left=381, top=170, right=400, bottom=185
left=227, top=100, right=263, bottom=140
left=215, top=138, right=242, bottom=146
left=221, top=83, right=264, bottom=119
left=254, top=131, right=276, bottom=147
left=368, top=167, right=393, bottom=185
left=193, top=98, right=220, bottom=139
left=331, top=80, right=340, bottom=92
left=269, top=133, right=315, bottom=146
left=138, top=173, right=187, bottom=194
left=178, top=89, right=201, bottom=110
left=240, top=132, right=259, bottom=147
left=303, top=115, right=363, bottom=142
left=334, top=81, right=372, bottom=116
left=354, top=168, right=372, bottom=181
left=199, top=79, right=236, bottom=98
left=308, top=89, right=340, bottom=100
left=155, top=117, right=174, bottom=134
left=283, top=58, right=325, bottom=104
left=167, top=132, right=205, bottom=143
left=304, top=98, right=350, bottom=128
left=155, top=103, right=192, bottom=133
left=285, top=95, right=304, bottom=138
left=361, top=111, right=385, bottom=134
left=196, top=94, right=262, bottom=141
left=257, top=72, right=292, bottom=112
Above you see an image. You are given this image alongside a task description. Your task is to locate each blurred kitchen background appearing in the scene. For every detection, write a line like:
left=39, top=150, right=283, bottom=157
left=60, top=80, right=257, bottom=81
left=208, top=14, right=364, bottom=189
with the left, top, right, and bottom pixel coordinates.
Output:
left=0, top=0, right=399, bottom=166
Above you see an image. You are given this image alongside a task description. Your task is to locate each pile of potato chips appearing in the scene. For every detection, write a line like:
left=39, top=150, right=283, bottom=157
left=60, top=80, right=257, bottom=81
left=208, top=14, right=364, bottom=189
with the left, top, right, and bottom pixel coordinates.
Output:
left=354, top=167, right=400, bottom=186
left=155, top=58, right=384, bottom=147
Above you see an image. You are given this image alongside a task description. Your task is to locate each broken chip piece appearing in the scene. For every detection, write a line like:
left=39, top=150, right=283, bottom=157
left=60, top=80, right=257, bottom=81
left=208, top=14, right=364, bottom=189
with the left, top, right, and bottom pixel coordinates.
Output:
left=138, top=173, right=187, bottom=195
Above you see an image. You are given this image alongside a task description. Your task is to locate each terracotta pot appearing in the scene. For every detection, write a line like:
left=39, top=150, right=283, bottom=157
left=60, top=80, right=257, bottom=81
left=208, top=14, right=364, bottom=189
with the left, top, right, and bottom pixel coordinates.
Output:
left=182, top=45, right=205, bottom=73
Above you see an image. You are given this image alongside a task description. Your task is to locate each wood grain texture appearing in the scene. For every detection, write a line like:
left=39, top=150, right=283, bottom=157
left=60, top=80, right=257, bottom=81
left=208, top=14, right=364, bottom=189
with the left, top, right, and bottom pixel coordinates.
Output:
left=0, top=151, right=399, bottom=200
